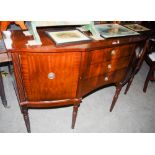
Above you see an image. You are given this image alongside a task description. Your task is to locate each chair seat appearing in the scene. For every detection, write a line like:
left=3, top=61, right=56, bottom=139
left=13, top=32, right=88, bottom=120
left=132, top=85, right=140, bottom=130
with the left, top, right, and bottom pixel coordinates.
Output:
left=149, top=52, right=155, bottom=61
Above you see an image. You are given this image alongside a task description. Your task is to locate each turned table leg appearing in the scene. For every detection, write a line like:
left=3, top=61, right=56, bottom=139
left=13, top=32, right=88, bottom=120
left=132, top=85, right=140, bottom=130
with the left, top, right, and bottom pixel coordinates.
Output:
left=0, top=71, right=7, bottom=107
left=110, top=84, right=122, bottom=112
left=71, top=104, right=80, bottom=129
left=21, top=107, right=31, bottom=133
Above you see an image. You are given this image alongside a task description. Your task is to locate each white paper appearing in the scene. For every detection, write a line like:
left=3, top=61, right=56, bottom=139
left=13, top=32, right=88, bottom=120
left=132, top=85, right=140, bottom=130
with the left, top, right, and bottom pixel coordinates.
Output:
left=27, top=40, right=42, bottom=46
left=3, top=39, right=12, bottom=49
left=23, top=31, right=32, bottom=36
left=149, top=52, right=155, bottom=61
left=3, top=31, right=11, bottom=39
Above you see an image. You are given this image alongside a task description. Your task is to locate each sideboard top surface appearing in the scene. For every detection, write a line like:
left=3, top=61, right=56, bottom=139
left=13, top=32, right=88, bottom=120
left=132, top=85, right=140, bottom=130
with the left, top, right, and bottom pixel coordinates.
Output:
left=8, top=30, right=147, bottom=53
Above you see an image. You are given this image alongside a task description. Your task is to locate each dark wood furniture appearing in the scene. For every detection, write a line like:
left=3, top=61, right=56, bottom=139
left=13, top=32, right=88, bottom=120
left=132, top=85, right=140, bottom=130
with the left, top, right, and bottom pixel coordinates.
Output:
left=0, top=48, right=12, bottom=107
left=124, top=39, right=149, bottom=94
left=7, top=30, right=148, bottom=132
left=143, top=40, right=155, bottom=92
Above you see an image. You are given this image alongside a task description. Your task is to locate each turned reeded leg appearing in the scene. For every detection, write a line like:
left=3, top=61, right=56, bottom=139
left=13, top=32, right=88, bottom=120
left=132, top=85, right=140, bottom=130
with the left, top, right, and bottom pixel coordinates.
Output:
left=21, top=107, right=31, bottom=133
left=143, top=66, right=154, bottom=93
left=110, top=84, right=122, bottom=112
left=0, top=72, right=7, bottom=107
left=71, top=104, right=80, bottom=129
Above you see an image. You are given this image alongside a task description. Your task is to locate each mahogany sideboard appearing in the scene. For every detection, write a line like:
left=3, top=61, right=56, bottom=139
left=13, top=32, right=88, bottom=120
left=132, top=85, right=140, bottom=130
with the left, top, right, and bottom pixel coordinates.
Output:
left=7, top=30, right=148, bottom=132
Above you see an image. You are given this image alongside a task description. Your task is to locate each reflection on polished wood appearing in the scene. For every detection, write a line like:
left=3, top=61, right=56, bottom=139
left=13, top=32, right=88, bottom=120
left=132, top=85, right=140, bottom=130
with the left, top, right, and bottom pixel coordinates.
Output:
left=0, top=21, right=27, bottom=39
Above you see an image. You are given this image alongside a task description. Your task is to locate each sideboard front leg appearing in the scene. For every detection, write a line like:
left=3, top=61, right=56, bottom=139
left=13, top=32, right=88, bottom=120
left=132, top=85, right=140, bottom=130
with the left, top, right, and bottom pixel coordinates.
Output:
left=21, top=107, right=31, bottom=133
left=110, top=84, right=122, bottom=112
left=71, top=104, right=80, bottom=129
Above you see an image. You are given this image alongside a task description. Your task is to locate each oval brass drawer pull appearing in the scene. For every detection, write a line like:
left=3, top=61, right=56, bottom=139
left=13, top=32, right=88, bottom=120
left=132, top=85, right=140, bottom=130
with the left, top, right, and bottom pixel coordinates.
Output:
left=48, top=72, right=55, bottom=79
left=111, top=50, right=116, bottom=55
left=104, top=76, right=109, bottom=81
left=108, top=64, right=112, bottom=69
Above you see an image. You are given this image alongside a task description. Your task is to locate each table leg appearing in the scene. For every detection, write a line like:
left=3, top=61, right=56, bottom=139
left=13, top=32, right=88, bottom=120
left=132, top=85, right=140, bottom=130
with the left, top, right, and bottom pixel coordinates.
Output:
left=110, top=84, right=122, bottom=112
left=71, top=104, right=80, bottom=129
left=143, top=65, right=154, bottom=93
left=21, top=107, right=31, bottom=133
left=124, top=75, right=134, bottom=95
left=0, top=71, right=7, bottom=107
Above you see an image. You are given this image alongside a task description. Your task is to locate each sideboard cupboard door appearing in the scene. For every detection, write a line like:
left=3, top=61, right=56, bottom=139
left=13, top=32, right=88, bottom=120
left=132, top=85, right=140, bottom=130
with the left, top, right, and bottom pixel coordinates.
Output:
left=19, top=52, right=81, bottom=101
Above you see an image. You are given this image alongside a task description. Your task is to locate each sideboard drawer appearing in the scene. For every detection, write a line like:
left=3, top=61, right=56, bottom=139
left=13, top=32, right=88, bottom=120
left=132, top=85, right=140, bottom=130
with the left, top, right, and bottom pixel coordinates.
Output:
left=79, top=68, right=127, bottom=96
left=89, top=44, right=135, bottom=65
left=84, top=56, right=130, bottom=79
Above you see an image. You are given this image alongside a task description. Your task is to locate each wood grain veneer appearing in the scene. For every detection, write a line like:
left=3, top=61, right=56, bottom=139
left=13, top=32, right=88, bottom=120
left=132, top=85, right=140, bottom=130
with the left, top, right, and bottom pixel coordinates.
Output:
left=8, top=29, right=148, bottom=132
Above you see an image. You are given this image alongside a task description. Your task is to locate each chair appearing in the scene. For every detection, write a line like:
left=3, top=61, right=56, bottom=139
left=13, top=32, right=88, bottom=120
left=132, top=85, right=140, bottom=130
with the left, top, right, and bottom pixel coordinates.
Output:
left=109, top=39, right=149, bottom=112
left=124, top=39, right=149, bottom=95
left=143, top=39, right=155, bottom=92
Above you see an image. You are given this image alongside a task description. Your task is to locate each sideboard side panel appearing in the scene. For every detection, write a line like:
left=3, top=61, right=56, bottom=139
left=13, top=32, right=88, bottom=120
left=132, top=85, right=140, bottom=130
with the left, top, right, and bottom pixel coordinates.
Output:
left=11, top=53, right=27, bottom=102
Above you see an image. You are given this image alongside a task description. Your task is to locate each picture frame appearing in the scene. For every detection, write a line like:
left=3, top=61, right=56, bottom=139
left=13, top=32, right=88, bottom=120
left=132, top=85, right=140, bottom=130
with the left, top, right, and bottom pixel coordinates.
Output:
left=95, top=24, right=139, bottom=38
left=45, top=29, right=92, bottom=46
left=124, top=24, right=150, bottom=32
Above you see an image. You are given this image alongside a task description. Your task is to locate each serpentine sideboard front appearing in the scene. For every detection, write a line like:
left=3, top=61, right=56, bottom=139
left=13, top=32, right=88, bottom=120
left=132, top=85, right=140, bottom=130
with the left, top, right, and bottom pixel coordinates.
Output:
left=7, top=30, right=148, bottom=132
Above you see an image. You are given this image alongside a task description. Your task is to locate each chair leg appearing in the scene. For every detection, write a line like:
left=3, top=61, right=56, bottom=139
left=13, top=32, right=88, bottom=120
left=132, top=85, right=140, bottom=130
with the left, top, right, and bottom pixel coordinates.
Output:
left=143, top=66, right=154, bottom=93
left=21, top=107, right=31, bottom=133
left=0, top=72, right=7, bottom=107
left=150, top=69, right=155, bottom=81
left=110, top=84, right=122, bottom=112
left=124, top=75, right=134, bottom=95
left=8, top=63, right=12, bottom=75
left=71, top=104, right=80, bottom=129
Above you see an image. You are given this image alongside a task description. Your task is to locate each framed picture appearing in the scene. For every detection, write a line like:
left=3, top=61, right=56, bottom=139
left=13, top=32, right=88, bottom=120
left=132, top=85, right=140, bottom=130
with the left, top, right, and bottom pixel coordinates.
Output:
left=45, top=29, right=92, bottom=45
left=95, top=24, right=139, bottom=38
left=124, top=24, right=150, bottom=32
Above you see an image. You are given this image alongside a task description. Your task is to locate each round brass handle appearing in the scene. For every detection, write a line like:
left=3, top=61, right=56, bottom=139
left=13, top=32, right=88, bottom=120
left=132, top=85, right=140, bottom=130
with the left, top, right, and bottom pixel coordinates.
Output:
left=111, top=50, right=116, bottom=55
left=104, top=76, right=108, bottom=81
left=48, top=72, right=55, bottom=79
left=108, top=64, right=112, bottom=69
